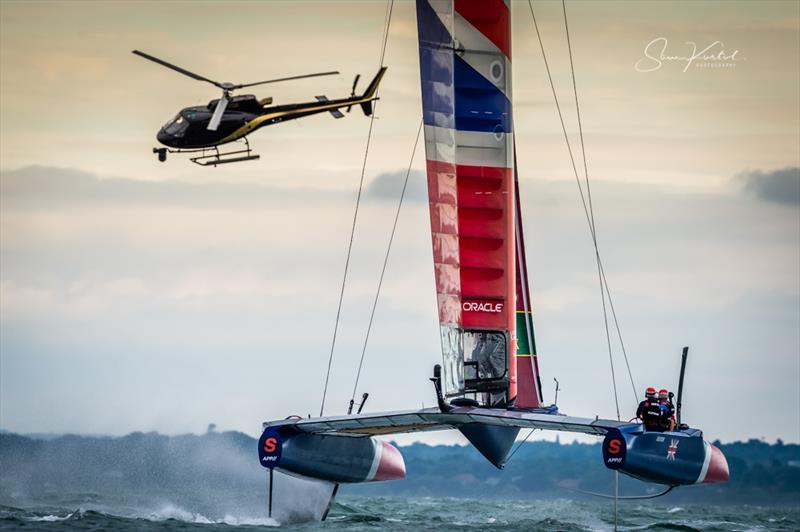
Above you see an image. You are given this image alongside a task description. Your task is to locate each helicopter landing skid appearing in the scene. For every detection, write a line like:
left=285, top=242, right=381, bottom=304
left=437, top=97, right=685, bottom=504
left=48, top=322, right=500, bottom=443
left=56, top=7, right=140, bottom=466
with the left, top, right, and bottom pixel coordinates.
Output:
left=153, top=138, right=260, bottom=167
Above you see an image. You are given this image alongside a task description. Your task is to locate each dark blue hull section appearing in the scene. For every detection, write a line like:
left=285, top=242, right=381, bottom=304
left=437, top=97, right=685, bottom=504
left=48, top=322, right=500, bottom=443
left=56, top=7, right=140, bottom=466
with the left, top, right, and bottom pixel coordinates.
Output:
left=603, top=427, right=728, bottom=485
left=459, top=424, right=520, bottom=469
left=258, top=429, right=406, bottom=484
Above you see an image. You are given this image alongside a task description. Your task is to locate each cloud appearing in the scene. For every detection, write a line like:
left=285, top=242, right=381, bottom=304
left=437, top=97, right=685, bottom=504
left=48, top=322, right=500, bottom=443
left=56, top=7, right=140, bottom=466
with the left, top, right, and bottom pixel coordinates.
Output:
left=365, top=169, right=427, bottom=203
left=1, top=164, right=798, bottom=443
left=0, top=165, right=348, bottom=208
left=739, top=167, right=800, bottom=206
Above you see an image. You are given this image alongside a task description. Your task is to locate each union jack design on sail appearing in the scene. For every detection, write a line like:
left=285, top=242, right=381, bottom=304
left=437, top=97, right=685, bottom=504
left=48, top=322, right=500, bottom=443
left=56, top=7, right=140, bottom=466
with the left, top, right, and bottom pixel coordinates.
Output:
left=417, top=0, right=540, bottom=406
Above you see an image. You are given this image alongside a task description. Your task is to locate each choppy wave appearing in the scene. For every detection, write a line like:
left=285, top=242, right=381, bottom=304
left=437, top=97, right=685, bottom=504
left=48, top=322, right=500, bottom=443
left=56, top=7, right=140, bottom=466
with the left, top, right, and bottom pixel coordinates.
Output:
left=142, top=504, right=278, bottom=527
left=0, top=504, right=279, bottom=530
left=1, top=498, right=799, bottom=531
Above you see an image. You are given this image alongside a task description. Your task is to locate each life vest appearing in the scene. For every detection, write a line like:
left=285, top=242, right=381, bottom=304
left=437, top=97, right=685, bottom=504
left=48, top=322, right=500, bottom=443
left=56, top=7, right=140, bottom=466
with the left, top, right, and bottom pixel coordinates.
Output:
left=659, top=401, right=675, bottom=430
left=643, top=400, right=664, bottom=430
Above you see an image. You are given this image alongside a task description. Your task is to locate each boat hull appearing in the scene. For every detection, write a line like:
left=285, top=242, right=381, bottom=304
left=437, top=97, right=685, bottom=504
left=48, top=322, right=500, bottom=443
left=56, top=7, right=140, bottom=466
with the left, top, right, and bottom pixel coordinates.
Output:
left=259, top=428, right=406, bottom=483
left=603, top=428, right=729, bottom=485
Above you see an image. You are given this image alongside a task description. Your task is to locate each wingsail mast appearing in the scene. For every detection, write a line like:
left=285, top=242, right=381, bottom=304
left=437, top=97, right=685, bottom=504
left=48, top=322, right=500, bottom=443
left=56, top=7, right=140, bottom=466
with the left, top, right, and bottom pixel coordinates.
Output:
left=417, top=0, right=541, bottom=410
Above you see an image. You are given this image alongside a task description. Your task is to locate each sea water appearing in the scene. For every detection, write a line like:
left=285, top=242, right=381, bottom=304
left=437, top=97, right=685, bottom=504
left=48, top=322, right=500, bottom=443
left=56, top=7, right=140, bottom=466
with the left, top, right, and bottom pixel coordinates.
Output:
left=1, top=497, right=798, bottom=531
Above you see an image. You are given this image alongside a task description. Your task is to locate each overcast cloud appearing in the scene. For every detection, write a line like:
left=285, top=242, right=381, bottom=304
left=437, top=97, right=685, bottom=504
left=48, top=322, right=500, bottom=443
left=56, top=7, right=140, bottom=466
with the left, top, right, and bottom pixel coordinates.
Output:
left=365, top=169, right=427, bottom=203
left=1, top=164, right=798, bottom=445
left=740, top=167, right=800, bottom=206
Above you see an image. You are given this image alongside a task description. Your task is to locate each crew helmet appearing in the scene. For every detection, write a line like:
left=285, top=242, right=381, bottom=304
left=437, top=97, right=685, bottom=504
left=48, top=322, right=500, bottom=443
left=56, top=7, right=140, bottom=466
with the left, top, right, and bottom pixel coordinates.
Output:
left=645, top=387, right=656, bottom=399
left=659, top=389, right=669, bottom=400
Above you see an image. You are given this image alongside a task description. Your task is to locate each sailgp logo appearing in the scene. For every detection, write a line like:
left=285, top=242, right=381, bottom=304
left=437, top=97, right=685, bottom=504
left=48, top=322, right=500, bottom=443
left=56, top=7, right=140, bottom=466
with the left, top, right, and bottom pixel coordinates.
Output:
left=263, top=437, right=278, bottom=455
left=602, top=430, right=626, bottom=470
left=667, top=439, right=679, bottom=461
left=462, top=301, right=503, bottom=313
left=606, top=438, right=623, bottom=464
left=258, top=429, right=282, bottom=469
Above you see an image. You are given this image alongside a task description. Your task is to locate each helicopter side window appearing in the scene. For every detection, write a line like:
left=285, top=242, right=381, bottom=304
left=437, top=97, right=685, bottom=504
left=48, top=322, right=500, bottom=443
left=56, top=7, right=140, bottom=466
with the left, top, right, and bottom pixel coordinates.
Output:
left=163, top=114, right=189, bottom=137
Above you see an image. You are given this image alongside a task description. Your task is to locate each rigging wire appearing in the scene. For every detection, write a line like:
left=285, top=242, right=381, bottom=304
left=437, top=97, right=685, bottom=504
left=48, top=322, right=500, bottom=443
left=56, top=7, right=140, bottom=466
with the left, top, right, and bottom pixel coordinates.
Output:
left=505, top=428, right=537, bottom=465
left=527, top=0, right=629, bottom=419
left=559, top=0, right=614, bottom=384
left=350, top=120, right=423, bottom=408
left=561, top=0, right=638, bottom=405
left=603, top=264, right=638, bottom=402
left=561, top=1, right=628, bottom=511
left=568, top=483, right=675, bottom=501
left=614, top=470, right=619, bottom=531
left=319, top=0, right=395, bottom=417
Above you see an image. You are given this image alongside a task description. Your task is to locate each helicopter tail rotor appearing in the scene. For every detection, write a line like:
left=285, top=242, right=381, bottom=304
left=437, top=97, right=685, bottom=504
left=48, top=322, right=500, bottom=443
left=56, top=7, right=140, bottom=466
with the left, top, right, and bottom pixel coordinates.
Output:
left=346, top=74, right=361, bottom=113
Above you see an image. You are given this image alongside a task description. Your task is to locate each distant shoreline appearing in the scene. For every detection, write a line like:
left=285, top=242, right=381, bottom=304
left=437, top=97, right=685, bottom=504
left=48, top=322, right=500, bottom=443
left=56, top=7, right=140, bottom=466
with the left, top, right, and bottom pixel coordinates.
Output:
left=2, top=430, right=798, bottom=508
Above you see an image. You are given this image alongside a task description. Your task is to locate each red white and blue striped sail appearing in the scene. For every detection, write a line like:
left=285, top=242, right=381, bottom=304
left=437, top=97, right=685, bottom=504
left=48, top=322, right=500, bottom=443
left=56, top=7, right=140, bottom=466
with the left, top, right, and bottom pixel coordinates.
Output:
left=417, top=0, right=539, bottom=406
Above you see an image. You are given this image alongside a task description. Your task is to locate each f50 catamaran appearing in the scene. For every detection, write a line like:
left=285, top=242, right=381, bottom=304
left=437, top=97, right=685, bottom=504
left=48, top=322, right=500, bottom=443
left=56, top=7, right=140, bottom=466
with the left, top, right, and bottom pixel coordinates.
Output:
left=258, top=0, right=729, bottom=519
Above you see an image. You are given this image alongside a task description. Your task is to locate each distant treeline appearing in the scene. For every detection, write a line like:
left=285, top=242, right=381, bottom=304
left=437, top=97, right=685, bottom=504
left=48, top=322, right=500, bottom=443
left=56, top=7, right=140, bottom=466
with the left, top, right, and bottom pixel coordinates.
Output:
left=348, top=438, right=800, bottom=505
left=0, top=431, right=797, bottom=508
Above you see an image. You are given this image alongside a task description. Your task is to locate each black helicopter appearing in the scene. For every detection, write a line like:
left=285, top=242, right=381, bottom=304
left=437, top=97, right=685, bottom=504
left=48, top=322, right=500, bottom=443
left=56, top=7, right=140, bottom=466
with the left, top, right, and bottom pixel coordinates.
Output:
left=133, top=50, right=387, bottom=166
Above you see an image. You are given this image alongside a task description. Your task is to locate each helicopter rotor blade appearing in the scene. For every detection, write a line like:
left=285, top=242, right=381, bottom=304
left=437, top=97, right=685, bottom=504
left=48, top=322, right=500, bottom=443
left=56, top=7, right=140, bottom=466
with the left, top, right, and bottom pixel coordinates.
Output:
left=207, top=93, right=229, bottom=131
left=232, top=71, right=339, bottom=90
left=132, top=50, right=224, bottom=89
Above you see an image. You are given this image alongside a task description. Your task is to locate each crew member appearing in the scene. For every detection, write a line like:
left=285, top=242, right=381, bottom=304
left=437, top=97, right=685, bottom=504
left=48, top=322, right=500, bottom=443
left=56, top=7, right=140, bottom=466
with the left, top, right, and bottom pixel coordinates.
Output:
left=659, top=389, right=676, bottom=431
left=640, top=387, right=665, bottom=431
left=473, top=332, right=505, bottom=379
left=636, top=387, right=656, bottom=422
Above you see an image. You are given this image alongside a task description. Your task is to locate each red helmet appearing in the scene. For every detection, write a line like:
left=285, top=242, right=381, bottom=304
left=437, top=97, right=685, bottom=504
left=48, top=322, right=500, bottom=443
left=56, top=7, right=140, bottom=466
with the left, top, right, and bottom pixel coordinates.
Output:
left=645, top=387, right=656, bottom=398
left=659, top=389, right=669, bottom=400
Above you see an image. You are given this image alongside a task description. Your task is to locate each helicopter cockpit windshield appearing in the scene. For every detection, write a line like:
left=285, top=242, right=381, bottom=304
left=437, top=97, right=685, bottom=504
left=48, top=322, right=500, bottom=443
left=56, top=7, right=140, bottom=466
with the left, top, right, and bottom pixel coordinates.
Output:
left=162, top=114, right=189, bottom=137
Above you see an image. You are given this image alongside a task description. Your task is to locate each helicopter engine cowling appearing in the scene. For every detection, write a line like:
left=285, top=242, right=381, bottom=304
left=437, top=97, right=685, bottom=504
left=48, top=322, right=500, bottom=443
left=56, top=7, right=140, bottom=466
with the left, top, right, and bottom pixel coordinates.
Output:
left=602, top=427, right=729, bottom=485
left=258, top=427, right=406, bottom=484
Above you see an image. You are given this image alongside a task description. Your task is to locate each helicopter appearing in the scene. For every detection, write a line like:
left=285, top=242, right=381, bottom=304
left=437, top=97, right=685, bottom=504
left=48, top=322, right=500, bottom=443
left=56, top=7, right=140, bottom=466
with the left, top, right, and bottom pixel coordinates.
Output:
left=132, top=50, right=387, bottom=166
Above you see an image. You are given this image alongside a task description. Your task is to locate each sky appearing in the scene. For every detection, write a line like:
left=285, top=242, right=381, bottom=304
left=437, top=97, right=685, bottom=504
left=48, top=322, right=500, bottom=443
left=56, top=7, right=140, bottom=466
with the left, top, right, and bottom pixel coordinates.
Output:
left=0, top=0, right=798, bottom=446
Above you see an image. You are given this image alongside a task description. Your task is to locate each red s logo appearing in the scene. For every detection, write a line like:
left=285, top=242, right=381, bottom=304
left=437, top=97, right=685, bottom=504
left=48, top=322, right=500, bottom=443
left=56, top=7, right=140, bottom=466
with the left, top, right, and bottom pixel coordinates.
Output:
left=608, top=439, right=622, bottom=455
left=263, top=437, right=277, bottom=453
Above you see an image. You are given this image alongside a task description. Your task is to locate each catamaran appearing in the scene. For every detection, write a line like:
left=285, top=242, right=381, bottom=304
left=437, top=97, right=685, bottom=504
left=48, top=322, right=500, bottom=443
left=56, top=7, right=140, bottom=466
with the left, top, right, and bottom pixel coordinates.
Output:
left=257, top=0, right=729, bottom=520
